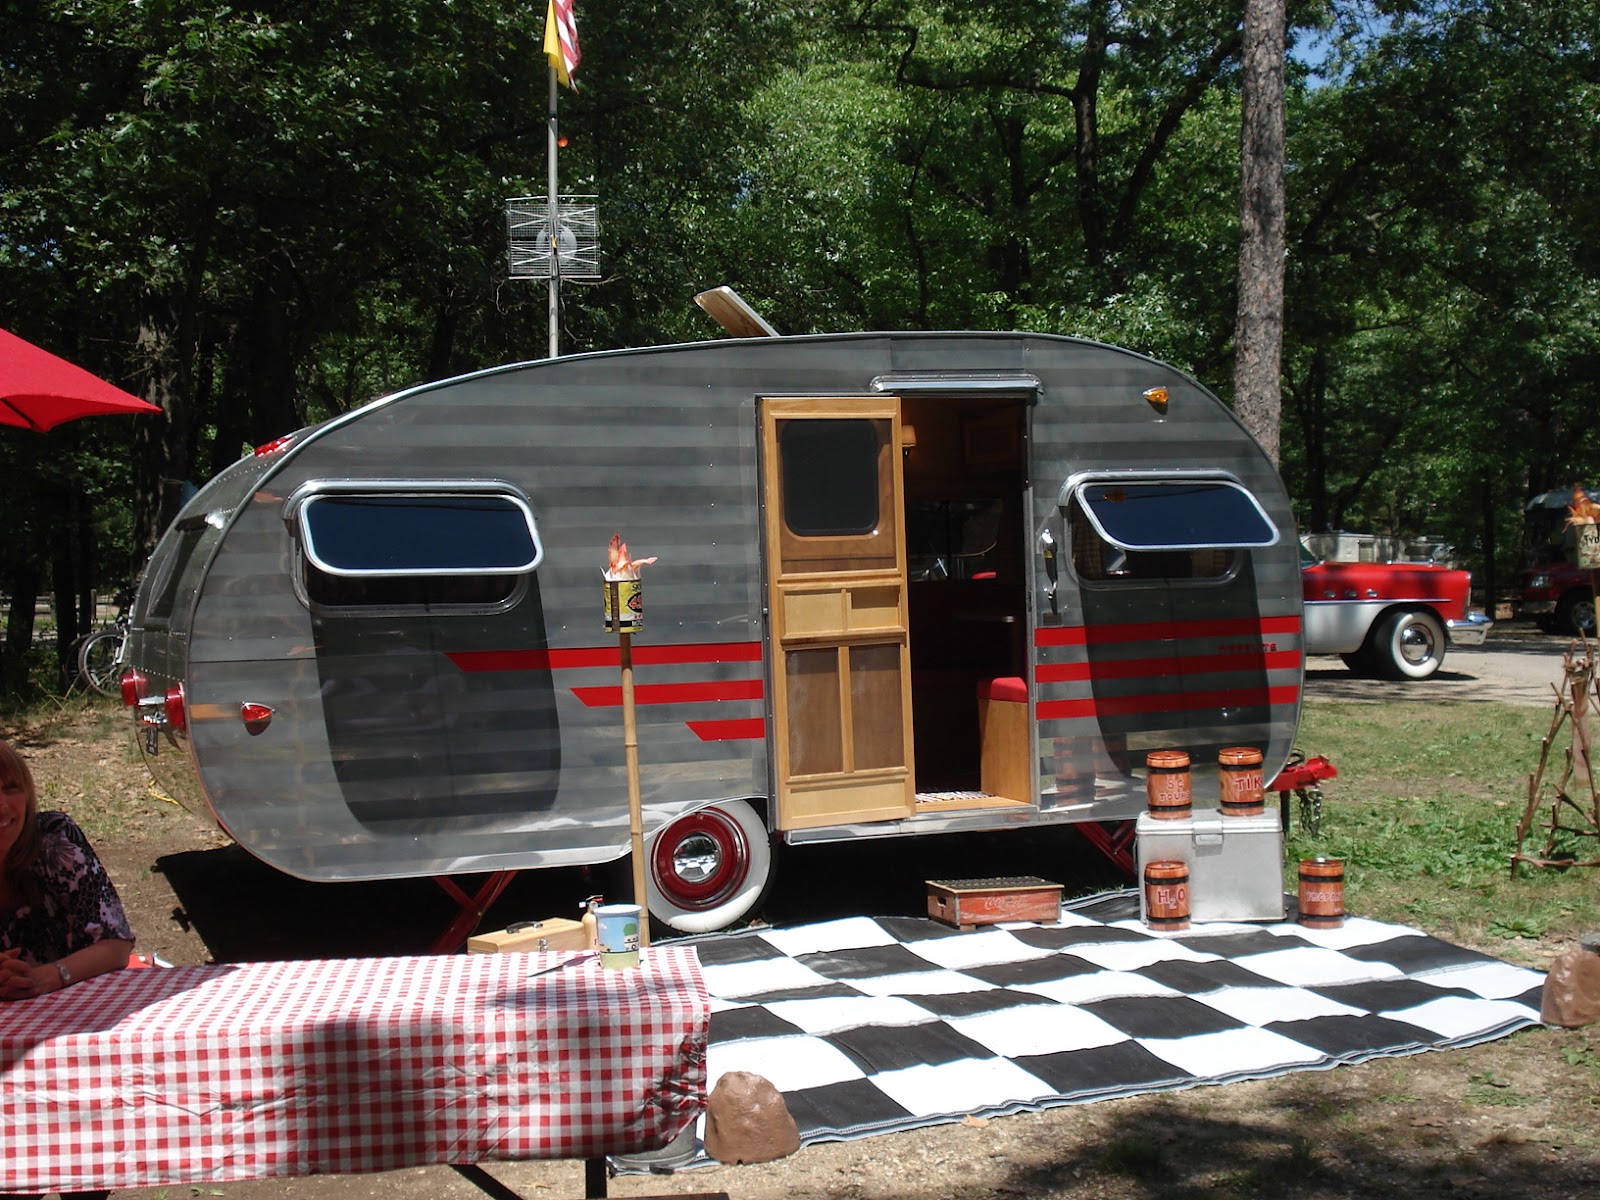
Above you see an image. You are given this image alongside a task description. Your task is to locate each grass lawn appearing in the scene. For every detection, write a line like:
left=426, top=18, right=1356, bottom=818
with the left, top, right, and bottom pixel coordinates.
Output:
left=1289, top=700, right=1600, bottom=965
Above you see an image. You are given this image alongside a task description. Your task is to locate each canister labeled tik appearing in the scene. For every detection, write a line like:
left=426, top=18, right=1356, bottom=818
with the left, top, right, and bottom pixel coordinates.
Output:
left=1143, top=860, right=1190, bottom=931
left=1145, top=750, right=1192, bottom=820
left=1297, top=857, right=1345, bottom=929
left=1218, top=746, right=1265, bottom=817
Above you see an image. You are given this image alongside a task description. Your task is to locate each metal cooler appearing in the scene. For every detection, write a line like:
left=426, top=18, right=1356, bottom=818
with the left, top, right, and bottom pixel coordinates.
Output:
left=1136, top=808, right=1285, bottom=922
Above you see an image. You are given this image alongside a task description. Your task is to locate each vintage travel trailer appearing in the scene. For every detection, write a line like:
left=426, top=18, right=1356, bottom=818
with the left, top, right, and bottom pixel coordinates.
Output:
left=123, top=320, right=1304, bottom=932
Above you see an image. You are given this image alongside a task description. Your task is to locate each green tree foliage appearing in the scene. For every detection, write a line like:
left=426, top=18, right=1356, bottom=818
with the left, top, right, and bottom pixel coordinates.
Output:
left=3, top=0, right=1597, bottom=697
left=1280, top=0, right=1599, bottom=592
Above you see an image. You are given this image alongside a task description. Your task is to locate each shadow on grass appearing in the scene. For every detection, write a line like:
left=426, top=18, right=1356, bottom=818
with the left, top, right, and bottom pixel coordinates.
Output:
left=997, top=1084, right=1593, bottom=1199
left=153, top=844, right=613, bottom=962
left=155, top=821, right=1134, bottom=962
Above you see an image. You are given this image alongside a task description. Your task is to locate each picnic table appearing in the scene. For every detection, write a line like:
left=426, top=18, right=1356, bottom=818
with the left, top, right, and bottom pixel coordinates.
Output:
left=0, top=946, right=708, bottom=1195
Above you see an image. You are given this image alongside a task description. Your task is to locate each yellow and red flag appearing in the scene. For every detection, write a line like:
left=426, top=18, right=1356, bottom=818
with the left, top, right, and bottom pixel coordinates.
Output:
left=544, top=0, right=580, bottom=89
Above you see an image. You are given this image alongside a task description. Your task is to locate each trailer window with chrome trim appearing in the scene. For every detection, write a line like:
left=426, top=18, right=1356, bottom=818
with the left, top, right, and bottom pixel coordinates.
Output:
left=1066, top=478, right=1278, bottom=583
left=292, top=487, right=542, bottom=611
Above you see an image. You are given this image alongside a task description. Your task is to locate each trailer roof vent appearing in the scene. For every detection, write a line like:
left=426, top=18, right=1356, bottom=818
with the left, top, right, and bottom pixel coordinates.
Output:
left=694, top=286, right=779, bottom=338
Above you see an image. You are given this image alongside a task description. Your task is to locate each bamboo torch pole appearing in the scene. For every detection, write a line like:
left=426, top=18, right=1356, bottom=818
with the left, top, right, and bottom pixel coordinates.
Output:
left=615, top=603, right=650, bottom=949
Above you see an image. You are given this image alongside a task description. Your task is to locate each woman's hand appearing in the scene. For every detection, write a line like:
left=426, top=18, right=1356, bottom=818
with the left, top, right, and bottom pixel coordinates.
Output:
left=0, top=947, right=41, bottom=1001
left=0, top=940, right=134, bottom=1000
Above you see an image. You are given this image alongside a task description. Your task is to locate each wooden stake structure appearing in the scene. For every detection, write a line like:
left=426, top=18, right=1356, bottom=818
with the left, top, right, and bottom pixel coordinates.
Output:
left=1511, top=643, right=1600, bottom=873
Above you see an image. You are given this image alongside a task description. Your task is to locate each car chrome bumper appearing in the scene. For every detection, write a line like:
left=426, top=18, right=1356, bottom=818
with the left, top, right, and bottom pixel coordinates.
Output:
left=1515, top=599, right=1556, bottom=617
left=1446, top=611, right=1493, bottom=646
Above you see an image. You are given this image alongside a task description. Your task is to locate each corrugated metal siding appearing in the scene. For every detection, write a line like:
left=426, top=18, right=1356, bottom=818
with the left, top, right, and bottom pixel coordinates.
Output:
left=133, top=332, right=1301, bottom=881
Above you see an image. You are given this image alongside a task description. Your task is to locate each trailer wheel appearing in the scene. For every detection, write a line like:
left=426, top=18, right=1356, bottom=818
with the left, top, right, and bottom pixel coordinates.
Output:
left=1369, top=608, right=1447, bottom=681
left=646, top=800, right=773, bottom=933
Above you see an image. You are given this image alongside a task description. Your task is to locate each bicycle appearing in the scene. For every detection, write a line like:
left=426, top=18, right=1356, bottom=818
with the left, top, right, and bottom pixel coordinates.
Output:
left=76, top=586, right=134, bottom=698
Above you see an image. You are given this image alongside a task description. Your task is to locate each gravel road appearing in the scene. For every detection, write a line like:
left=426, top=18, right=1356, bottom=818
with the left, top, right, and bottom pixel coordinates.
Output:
left=1305, top=622, right=1589, bottom=707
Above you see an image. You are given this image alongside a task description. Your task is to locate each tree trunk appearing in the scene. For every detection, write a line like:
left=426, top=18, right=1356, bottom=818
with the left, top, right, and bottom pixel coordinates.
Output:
left=131, top=293, right=194, bottom=567
left=1233, top=0, right=1287, bottom=466
left=1, top=563, right=40, bottom=699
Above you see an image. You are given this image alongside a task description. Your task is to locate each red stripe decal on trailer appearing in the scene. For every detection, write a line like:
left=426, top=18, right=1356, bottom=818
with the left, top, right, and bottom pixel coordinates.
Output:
left=446, top=641, right=763, bottom=673
left=687, top=718, right=767, bottom=741
left=1034, top=615, right=1301, bottom=648
left=1037, top=684, right=1300, bottom=721
left=571, top=679, right=765, bottom=707
left=1036, top=649, right=1302, bottom=683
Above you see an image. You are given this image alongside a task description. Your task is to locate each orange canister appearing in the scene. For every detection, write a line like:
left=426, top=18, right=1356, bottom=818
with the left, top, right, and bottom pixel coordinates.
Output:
left=1297, top=857, right=1345, bottom=929
left=1218, top=746, right=1265, bottom=817
left=1145, top=750, right=1193, bottom=819
left=1143, top=860, right=1191, bottom=931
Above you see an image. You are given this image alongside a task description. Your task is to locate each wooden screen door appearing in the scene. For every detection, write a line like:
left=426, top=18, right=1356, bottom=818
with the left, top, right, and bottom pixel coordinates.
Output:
left=761, top=397, right=915, bottom=831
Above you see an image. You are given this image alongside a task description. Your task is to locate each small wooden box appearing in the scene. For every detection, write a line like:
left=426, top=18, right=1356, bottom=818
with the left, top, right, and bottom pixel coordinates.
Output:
left=467, top=917, right=591, bottom=954
left=927, top=876, right=1063, bottom=930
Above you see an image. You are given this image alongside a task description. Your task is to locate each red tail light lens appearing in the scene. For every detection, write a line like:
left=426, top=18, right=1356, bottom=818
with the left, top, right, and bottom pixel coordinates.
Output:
left=163, top=685, right=187, bottom=731
left=253, top=434, right=296, bottom=456
left=119, top=669, right=146, bottom=707
left=240, top=702, right=274, bottom=735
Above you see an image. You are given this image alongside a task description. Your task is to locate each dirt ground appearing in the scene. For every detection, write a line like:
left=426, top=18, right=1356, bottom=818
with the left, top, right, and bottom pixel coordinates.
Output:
left=7, top=628, right=1600, bottom=1200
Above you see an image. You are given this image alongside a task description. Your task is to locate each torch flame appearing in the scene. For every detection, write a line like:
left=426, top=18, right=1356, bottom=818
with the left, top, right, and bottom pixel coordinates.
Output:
left=1565, top=486, right=1600, bottom=528
left=604, top=533, right=657, bottom=580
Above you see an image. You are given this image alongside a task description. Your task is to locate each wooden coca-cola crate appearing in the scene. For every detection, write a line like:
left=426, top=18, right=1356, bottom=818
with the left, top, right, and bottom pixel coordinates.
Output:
left=926, top=876, right=1063, bottom=930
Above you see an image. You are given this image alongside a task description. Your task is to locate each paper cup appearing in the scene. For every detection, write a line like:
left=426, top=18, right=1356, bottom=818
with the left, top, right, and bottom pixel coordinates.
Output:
left=596, top=903, right=641, bottom=969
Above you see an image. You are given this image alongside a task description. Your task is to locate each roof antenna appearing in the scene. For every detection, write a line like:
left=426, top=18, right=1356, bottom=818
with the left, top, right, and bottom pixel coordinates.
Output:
left=694, top=286, right=780, bottom=338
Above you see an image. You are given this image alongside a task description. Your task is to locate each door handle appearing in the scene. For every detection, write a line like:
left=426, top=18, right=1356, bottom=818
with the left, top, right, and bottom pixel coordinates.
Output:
left=1039, top=529, right=1058, bottom=615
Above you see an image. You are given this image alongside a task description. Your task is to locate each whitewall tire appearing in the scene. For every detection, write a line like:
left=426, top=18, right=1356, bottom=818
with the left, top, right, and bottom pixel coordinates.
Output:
left=645, top=799, right=774, bottom=933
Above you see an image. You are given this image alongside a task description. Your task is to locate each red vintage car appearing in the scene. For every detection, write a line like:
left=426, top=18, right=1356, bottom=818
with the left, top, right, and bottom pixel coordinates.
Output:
left=1301, top=545, right=1492, bottom=680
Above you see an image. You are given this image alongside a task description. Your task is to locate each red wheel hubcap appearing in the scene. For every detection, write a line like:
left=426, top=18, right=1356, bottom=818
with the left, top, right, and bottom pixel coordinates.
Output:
left=651, top=808, right=749, bottom=910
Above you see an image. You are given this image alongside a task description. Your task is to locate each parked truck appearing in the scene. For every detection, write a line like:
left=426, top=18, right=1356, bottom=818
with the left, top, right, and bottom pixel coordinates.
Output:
left=1515, top=488, right=1597, bottom=637
left=120, top=318, right=1305, bottom=932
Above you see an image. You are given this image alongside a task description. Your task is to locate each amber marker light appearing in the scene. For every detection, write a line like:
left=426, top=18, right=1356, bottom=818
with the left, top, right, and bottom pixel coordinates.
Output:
left=1143, top=385, right=1170, bottom=414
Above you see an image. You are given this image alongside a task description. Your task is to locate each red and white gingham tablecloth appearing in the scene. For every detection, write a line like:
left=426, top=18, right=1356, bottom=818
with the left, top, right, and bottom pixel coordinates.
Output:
left=0, top=945, right=708, bottom=1192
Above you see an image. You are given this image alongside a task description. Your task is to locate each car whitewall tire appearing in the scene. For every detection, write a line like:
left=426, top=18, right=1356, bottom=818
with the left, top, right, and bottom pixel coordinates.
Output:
left=1371, top=609, right=1447, bottom=681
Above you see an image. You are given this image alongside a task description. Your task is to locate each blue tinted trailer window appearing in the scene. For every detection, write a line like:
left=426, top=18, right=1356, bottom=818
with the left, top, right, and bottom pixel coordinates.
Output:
left=1068, top=479, right=1277, bottom=583
left=1078, top=482, right=1276, bottom=551
left=302, top=494, right=541, bottom=575
left=296, top=489, right=540, bottom=611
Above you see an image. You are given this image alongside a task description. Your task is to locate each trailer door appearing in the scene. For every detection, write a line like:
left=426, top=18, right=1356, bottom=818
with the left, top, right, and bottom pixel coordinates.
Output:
left=761, top=397, right=916, bottom=831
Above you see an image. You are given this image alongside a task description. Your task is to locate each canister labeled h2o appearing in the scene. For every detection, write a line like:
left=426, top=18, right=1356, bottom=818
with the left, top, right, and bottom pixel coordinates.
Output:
left=1143, top=860, right=1191, bottom=931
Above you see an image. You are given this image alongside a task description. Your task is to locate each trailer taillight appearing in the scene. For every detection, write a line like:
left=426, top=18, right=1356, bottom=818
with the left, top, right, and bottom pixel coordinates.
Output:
left=240, top=702, right=274, bottom=735
left=253, top=434, right=296, bottom=456
left=120, top=669, right=146, bottom=707
left=163, top=685, right=188, bottom=731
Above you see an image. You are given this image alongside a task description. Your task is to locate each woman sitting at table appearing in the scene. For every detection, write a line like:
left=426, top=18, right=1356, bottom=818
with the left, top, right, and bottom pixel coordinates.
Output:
left=0, top=738, right=133, bottom=1002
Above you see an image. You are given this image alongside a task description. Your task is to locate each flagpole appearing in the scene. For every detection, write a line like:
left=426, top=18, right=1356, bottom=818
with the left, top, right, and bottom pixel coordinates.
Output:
left=546, top=64, right=560, bottom=359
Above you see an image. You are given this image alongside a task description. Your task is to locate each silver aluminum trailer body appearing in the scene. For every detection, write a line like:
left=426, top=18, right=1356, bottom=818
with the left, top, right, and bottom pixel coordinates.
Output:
left=126, top=331, right=1303, bottom=931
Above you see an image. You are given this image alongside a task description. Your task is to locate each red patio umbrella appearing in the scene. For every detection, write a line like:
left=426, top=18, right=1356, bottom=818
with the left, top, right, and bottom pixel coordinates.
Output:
left=0, top=326, right=163, bottom=432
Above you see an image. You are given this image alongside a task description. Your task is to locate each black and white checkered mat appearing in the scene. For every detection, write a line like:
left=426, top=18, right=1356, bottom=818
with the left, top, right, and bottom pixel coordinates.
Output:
left=669, top=890, right=1542, bottom=1161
